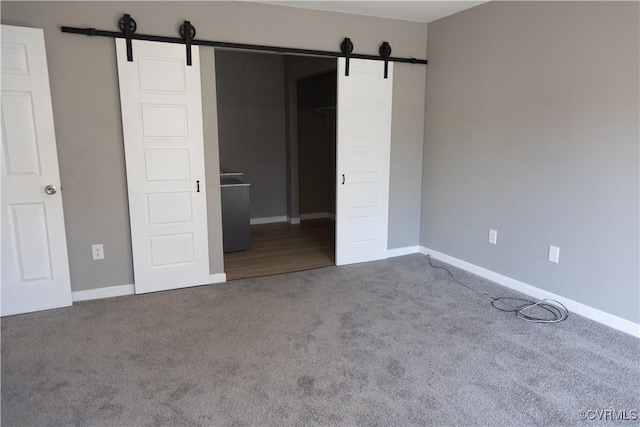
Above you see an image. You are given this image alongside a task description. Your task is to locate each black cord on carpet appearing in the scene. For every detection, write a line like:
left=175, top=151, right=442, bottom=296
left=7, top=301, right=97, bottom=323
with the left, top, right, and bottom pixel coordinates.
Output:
left=427, top=255, right=569, bottom=323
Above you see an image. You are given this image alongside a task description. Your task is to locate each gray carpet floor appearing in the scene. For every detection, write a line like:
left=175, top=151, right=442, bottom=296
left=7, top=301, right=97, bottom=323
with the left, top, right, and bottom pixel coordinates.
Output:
left=2, top=254, right=638, bottom=426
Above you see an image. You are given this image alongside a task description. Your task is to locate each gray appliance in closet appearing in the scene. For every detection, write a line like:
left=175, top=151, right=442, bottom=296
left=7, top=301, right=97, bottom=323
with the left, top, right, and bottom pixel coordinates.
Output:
left=220, top=169, right=251, bottom=252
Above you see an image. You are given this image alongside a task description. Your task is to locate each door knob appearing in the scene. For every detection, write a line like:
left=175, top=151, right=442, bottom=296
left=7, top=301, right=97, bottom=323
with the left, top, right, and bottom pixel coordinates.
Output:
left=44, top=185, right=57, bottom=195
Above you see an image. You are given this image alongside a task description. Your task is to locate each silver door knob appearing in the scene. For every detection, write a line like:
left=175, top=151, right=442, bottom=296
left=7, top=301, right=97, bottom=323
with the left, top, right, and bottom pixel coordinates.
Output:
left=44, top=185, right=57, bottom=195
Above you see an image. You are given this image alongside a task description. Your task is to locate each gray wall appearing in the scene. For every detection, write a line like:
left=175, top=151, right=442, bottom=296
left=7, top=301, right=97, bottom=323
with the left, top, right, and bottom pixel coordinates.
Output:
left=215, top=50, right=287, bottom=219
left=389, top=62, right=427, bottom=249
left=421, top=1, right=640, bottom=323
left=1, top=1, right=427, bottom=292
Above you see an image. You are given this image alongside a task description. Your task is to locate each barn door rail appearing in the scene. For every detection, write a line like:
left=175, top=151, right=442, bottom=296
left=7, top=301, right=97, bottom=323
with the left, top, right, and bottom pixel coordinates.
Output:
left=61, top=14, right=427, bottom=77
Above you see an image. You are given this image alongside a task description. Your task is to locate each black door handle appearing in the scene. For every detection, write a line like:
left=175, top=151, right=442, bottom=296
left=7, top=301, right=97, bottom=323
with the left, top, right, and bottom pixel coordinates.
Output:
left=196, top=180, right=200, bottom=192
left=342, top=174, right=345, bottom=185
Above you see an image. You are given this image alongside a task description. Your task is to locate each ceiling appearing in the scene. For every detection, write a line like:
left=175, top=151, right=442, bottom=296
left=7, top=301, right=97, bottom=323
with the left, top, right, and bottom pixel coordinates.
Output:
left=250, top=1, right=489, bottom=24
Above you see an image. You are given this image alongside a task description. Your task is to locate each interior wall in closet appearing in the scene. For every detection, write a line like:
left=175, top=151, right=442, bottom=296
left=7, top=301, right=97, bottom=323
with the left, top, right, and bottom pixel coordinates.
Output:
left=297, top=72, right=337, bottom=217
left=214, top=50, right=287, bottom=220
left=215, top=51, right=337, bottom=223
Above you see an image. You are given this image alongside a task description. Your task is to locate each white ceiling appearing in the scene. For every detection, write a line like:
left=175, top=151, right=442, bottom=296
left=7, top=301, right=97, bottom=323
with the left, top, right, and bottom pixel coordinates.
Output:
left=250, top=1, right=489, bottom=24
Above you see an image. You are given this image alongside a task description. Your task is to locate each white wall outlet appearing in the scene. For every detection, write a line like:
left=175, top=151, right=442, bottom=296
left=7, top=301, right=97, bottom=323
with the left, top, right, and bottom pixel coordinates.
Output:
left=548, top=245, right=560, bottom=263
left=489, top=229, right=497, bottom=245
left=92, top=244, right=104, bottom=260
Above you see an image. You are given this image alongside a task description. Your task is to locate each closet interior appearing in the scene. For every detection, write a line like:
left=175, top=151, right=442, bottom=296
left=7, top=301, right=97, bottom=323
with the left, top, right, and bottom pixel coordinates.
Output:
left=214, top=50, right=337, bottom=280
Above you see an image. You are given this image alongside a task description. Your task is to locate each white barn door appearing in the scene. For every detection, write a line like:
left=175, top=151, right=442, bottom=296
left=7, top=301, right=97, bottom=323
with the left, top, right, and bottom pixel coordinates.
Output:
left=116, top=39, right=210, bottom=294
left=1, top=25, right=72, bottom=316
left=336, top=58, right=393, bottom=266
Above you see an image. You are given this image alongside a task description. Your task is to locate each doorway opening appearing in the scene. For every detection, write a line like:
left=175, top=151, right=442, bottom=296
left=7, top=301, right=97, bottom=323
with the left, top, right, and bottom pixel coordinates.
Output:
left=214, top=50, right=337, bottom=280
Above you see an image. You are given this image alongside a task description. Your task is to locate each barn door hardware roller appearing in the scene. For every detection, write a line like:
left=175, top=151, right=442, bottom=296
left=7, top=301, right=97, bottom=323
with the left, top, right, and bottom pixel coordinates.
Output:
left=61, top=14, right=428, bottom=72
left=180, top=21, right=196, bottom=66
left=119, top=14, right=137, bottom=62
left=379, top=41, right=392, bottom=79
left=340, top=37, right=354, bottom=76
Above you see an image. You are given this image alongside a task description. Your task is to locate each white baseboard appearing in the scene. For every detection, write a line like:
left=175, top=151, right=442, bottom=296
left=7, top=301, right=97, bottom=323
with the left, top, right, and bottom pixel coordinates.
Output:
left=250, top=216, right=288, bottom=225
left=289, top=217, right=301, bottom=225
left=387, top=245, right=420, bottom=258
left=419, top=246, right=640, bottom=338
left=209, top=273, right=227, bottom=283
left=72, top=274, right=227, bottom=303
left=72, top=284, right=134, bottom=302
left=300, top=212, right=336, bottom=221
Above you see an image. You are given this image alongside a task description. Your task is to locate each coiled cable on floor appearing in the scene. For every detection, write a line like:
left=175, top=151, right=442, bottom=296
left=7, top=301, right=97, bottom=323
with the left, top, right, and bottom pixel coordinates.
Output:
left=427, top=255, right=569, bottom=323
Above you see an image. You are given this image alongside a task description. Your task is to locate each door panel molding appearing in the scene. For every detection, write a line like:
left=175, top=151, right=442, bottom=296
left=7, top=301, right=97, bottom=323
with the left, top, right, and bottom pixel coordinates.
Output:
left=116, top=39, right=210, bottom=294
left=336, top=58, right=393, bottom=266
left=1, top=25, right=72, bottom=316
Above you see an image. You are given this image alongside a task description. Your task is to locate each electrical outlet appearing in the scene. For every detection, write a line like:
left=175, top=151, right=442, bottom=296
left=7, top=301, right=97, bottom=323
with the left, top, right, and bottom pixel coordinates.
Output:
left=548, top=245, right=560, bottom=263
left=489, top=229, right=497, bottom=245
left=92, top=244, right=104, bottom=260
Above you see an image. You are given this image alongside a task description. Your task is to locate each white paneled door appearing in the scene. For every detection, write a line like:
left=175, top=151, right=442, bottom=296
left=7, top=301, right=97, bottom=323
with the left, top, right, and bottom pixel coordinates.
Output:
left=336, top=58, right=393, bottom=266
left=116, top=39, right=210, bottom=294
left=1, top=25, right=72, bottom=316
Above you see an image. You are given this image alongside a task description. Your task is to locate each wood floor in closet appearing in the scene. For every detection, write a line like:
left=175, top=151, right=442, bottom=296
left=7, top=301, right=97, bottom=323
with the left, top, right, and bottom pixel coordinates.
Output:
left=224, top=219, right=335, bottom=281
